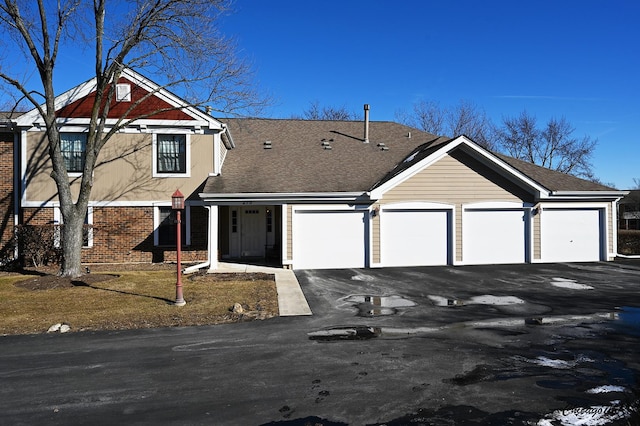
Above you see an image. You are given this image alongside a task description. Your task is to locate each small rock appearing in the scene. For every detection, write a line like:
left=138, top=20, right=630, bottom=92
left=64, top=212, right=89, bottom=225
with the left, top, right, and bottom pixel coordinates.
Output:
left=59, top=324, right=71, bottom=333
left=232, top=303, right=244, bottom=314
left=47, top=323, right=62, bottom=333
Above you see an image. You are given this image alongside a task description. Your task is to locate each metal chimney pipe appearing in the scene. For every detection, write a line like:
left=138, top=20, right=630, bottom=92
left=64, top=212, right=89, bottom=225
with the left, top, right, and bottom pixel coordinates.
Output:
left=364, top=104, right=370, bottom=143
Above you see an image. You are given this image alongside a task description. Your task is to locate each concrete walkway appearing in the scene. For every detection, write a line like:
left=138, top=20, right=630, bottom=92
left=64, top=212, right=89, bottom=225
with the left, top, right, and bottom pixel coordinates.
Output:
left=213, top=262, right=312, bottom=316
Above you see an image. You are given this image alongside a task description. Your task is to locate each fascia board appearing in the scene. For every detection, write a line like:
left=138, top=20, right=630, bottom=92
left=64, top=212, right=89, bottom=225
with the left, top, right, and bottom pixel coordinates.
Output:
left=541, top=190, right=629, bottom=202
left=199, top=192, right=371, bottom=204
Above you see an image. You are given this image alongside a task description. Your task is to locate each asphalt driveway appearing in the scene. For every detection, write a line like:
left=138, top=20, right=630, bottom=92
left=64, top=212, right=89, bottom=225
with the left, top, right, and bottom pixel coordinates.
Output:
left=1, top=261, right=640, bottom=425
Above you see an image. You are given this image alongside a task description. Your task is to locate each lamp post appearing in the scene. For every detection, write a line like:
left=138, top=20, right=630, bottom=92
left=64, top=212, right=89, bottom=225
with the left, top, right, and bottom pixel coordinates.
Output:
left=172, top=189, right=186, bottom=306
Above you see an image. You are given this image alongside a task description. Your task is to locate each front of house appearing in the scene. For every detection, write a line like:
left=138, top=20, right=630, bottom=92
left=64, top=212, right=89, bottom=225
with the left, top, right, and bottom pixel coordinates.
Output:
left=3, top=70, right=627, bottom=270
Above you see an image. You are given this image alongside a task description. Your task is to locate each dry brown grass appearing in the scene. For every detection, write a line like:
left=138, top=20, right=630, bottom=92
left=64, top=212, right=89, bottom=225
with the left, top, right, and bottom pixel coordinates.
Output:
left=0, top=267, right=278, bottom=336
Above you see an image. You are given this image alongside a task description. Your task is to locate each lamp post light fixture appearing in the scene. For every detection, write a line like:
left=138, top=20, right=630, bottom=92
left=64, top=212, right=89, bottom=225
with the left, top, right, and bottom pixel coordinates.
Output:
left=172, top=189, right=186, bottom=306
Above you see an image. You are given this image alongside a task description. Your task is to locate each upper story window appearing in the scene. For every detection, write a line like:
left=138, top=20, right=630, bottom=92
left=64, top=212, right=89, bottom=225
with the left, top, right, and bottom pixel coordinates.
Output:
left=60, top=132, right=87, bottom=174
left=153, top=134, right=190, bottom=177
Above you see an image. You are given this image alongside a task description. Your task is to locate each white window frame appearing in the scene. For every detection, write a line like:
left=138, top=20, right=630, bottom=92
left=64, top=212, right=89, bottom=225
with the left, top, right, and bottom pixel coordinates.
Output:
left=153, top=204, right=191, bottom=246
left=152, top=133, right=191, bottom=178
left=60, top=132, right=87, bottom=177
left=53, top=206, right=94, bottom=248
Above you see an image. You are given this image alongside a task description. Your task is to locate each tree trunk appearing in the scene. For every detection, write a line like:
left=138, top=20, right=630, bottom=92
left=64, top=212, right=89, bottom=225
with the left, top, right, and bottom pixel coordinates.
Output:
left=60, top=212, right=85, bottom=278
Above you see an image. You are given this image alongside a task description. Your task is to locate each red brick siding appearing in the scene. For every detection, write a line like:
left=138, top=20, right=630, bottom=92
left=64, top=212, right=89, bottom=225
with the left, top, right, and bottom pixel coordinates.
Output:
left=22, top=206, right=208, bottom=264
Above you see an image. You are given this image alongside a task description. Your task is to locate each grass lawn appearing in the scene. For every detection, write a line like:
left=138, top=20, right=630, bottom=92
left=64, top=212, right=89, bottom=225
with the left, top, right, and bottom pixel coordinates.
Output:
left=0, top=265, right=278, bottom=336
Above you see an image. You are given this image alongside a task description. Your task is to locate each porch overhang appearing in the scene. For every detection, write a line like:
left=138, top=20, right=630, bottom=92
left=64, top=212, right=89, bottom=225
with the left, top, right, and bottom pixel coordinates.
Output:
left=199, top=191, right=374, bottom=205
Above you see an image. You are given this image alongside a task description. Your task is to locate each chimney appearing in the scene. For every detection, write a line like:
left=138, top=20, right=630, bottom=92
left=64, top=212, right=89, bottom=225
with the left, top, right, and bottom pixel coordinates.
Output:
left=363, top=104, right=370, bottom=143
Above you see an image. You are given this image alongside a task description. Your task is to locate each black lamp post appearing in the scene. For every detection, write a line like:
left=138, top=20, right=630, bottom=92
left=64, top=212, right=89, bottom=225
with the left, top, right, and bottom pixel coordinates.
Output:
left=172, top=189, right=186, bottom=306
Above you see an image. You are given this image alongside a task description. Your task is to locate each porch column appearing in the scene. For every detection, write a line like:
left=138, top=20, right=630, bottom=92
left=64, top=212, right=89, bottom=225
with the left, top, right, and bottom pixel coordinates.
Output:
left=207, top=205, right=219, bottom=271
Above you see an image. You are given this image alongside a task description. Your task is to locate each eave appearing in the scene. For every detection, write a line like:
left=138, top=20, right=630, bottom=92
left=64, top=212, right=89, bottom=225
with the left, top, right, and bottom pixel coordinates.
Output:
left=199, top=191, right=373, bottom=205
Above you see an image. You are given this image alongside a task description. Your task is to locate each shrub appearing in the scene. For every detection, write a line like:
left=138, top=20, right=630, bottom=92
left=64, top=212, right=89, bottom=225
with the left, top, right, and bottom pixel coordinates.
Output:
left=14, top=224, right=62, bottom=267
left=618, top=229, right=640, bottom=255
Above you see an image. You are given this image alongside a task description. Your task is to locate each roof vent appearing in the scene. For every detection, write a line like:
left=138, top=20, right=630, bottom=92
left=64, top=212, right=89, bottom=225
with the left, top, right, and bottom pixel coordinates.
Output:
left=380, top=146, right=389, bottom=151
left=263, top=140, right=272, bottom=149
left=323, top=145, right=332, bottom=150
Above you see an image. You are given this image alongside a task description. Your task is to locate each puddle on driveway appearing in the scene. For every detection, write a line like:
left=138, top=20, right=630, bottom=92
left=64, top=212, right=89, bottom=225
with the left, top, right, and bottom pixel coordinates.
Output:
left=341, top=295, right=417, bottom=317
left=307, top=326, right=382, bottom=341
left=614, top=306, right=640, bottom=336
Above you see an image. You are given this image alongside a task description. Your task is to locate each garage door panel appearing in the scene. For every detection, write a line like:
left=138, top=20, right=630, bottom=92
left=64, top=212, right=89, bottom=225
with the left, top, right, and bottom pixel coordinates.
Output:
left=463, top=209, right=527, bottom=265
left=541, top=209, right=602, bottom=262
left=382, top=209, right=450, bottom=267
left=293, top=210, right=366, bottom=270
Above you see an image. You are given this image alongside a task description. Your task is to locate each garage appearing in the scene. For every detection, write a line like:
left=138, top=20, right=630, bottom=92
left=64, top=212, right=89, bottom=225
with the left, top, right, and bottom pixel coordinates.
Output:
left=541, top=208, right=603, bottom=262
left=381, top=208, right=451, bottom=267
left=293, top=209, right=367, bottom=269
left=463, top=208, right=529, bottom=264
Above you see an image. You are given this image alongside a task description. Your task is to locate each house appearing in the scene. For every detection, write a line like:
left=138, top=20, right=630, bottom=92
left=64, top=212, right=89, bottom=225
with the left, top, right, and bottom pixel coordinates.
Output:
left=0, top=70, right=628, bottom=270
left=619, top=190, right=640, bottom=230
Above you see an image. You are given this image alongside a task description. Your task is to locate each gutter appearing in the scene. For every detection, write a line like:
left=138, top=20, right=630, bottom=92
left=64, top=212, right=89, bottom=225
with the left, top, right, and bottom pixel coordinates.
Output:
left=199, top=192, right=373, bottom=204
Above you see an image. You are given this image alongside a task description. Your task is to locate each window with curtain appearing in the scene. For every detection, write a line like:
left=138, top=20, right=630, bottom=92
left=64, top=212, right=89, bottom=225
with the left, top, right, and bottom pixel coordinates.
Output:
left=60, top=133, right=87, bottom=173
left=156, top=134, right=186, bottom=174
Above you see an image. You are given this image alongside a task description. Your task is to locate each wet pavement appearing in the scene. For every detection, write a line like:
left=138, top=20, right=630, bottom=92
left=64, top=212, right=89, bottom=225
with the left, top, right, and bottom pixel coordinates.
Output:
left=1, top=261, right=640, bottom=425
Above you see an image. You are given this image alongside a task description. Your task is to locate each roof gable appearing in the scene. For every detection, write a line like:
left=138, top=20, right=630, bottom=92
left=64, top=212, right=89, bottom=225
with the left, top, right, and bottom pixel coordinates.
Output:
left=15, top=68, right=223, bottom=130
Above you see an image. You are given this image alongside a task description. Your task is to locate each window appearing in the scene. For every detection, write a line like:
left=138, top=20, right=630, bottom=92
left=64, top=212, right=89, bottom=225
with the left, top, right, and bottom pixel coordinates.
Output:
left=157, top=206, right=187, bottom=246
left=60, top=133, right=87, bottom=173
left=155, top=134, right=187, bottom=175
left=53, top=207, right=93, bottom=248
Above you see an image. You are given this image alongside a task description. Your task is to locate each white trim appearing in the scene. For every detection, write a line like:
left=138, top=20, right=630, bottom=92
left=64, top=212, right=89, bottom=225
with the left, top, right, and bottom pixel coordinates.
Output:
left=381, top=201, right=454, bottom=211
left=200, top=192, right=370, bottom=204
left=282, top=203, right=290, bottom=266
left=462, top=201, right=534, bottom=210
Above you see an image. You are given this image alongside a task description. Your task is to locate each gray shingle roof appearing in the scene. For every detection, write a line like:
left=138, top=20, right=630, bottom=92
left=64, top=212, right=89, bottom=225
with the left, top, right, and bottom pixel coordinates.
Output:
left=495, top=154, right=617, bottom=192
left=202, top=118, right=617, bottom=196
left=203, top=118, right=445, bottom=194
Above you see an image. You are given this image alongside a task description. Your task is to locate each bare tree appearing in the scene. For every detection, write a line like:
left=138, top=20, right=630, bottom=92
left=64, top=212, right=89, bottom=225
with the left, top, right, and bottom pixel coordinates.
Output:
left=0, top=0, right=267, bottom=277
left=295, top=101, right=360, bottom=121
left=396, top=100, right=495, bottom=150
left=495, top=111, right=597, bottom=179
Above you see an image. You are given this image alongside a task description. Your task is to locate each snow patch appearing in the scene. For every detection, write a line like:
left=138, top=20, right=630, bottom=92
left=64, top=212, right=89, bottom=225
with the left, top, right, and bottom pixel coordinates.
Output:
left=468, top=295, right=525, bottom=305
left=586, top=385, right=627, bottom=394
left=551, top=277, right=594, bottom=290
left=350, top=274, right=375, bottom=282
left=538, top=401, right=632, bottom=426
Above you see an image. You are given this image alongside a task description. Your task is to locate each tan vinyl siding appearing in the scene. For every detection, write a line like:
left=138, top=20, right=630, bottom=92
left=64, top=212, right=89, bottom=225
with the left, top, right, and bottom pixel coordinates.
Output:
left=25, top=131, right=215, bottom=202
left=533, top=209, right=541, bottom=260
left=372, top=203, right=380, bottom=264
left=382, top=151, right=534, bottom=263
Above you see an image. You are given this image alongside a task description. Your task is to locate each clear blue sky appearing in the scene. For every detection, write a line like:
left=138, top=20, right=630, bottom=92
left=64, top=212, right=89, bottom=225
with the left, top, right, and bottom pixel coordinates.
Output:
left=3, top=1, right=638, bottom=189
left=218, top=0, right=640, bottom=189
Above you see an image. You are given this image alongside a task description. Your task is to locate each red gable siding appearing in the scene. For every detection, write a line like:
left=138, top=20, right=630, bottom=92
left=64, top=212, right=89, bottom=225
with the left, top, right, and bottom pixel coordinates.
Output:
left=57, top=77, right=193, bottom=121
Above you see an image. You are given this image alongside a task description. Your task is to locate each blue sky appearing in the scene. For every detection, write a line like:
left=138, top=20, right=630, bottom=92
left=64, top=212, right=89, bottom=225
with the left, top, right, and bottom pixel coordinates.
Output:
left=2, top=1, right=638, bottom=189
left=217, top=1, right=639, bottom=189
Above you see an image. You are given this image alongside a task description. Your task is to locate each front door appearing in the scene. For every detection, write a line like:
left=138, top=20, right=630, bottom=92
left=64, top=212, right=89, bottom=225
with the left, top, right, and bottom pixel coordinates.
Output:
left=240, top=207, right=265, bottom=257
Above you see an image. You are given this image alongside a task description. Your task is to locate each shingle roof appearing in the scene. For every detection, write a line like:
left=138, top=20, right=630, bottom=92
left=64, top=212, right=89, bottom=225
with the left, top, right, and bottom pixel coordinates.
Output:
left=202, top=118, right=618, bottom=196
left=203, top=118, right=445, bottom=194
left=495, top=154, right=617, bottom=192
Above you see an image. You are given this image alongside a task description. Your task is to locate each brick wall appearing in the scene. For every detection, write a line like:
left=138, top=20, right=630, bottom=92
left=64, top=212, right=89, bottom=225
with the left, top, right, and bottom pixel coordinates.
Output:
left=0, top=132, right=14, bottom=262
left=22, top=205, right=209, bottom=264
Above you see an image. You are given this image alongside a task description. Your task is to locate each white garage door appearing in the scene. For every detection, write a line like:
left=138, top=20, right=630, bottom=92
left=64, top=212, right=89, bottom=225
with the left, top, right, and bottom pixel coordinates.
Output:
left=381, top=209, right=450, bottom=267
left=293, top=210, right=367, bottom=269
left=463, top=209, right=528, bottom=265
left=541, top=208, right=602, bottom=262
